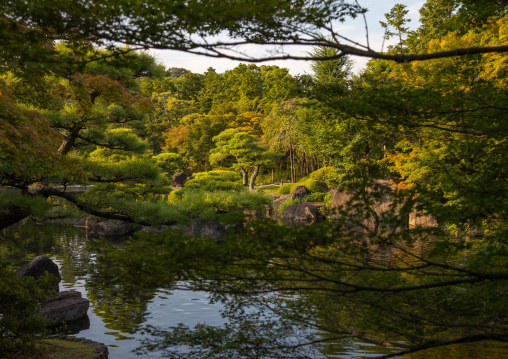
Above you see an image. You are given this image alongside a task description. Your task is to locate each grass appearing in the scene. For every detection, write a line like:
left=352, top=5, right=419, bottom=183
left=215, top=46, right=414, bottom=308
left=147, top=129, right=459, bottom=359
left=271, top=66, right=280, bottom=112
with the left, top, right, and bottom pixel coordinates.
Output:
left=14, top=338, right=96, bottom=359
left=257, top=185, right=280, bottom=194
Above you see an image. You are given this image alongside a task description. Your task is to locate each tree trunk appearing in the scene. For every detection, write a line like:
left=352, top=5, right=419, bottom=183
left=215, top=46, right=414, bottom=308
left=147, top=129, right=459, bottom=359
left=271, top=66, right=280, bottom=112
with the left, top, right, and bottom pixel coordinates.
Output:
left=280, top=162, right=283, bottom=185
left=240, top=167, right=249, bottom=186
left=58, top=126, right=82, bottom=155
left=249, top=165, right=260, bottom=191
left=290, top=147, right=295, bottom=183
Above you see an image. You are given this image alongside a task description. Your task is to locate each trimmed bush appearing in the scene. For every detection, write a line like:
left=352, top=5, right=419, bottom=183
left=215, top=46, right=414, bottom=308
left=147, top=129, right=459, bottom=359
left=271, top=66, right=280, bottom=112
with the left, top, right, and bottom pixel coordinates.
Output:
left=167, top=189, right=272, bottom=224
left=308, top=167, right=341, bottom=188
left=277, top=183, right=298, bottom=196
left=184, top=170, right=245, bottom=192
left=277, top=179, right=325, bottom=196
left=299, top=179, right=326, bottom=193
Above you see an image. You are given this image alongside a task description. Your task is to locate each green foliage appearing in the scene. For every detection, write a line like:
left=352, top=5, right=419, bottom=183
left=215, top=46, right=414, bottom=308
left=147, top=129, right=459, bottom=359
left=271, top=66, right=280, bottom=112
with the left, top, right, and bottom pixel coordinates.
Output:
left=303, top=192, right=326, bottom=202
left=308, top=166, right=341, bottom=187
left=167, top=189, right=271, bottom=223
left=276, top=183, right=298, bottom=196
left=2, top=2, right=508, bottom=357
left=153, top=152, right=185, bottom=178
left=298, top=179, right=326, bottom=193
left=276, top=179, right=326, bottom=196
left=164, top=112, right=231, bottom=169
left=83, top=48, right=166, bottom=91
left=184, top=171, right=245, bottom=192
left=277, top=197, right=301, bottom=214
left=0, top=80, right=64, bottom=183
left=0, top=191, right=52, bottom=219
left=0, top=268, right=56, bottom=357
left=309, top=42, right=353, bottom=88
left=81, top=148, right=161, bottom=183
left=210, top=129, right=271, bottom=168
left=379, top=3, right=412, bottom=52
left=210, top=129, right=281, bottom=189
left=102, top=214, right=508, bottom=358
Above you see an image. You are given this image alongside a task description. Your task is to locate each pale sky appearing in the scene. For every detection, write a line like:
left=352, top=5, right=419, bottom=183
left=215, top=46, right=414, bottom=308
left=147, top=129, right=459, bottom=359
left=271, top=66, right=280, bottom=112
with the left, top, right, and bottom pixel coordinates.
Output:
left=150, top=1, right=425, bottom=76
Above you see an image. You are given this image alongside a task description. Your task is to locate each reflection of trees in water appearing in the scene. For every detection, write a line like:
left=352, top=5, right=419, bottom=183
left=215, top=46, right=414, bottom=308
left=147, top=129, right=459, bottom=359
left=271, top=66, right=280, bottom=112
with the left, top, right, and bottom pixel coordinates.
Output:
left=1, top=221, right=71, bottom=267
left=86, top=240, right=159, bottom=337
left=0, top=222, right=158, bottom=338
left=86, top=284, right=157, bottom=339
left=0, top=221, right=95, bottom=286
left=136, top=289, right=326, bottom=359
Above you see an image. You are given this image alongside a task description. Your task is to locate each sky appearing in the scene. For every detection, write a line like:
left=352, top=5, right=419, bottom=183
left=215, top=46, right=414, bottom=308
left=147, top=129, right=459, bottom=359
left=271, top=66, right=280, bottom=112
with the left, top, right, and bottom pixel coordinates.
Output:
left=150, top=1, right=425, bottom=76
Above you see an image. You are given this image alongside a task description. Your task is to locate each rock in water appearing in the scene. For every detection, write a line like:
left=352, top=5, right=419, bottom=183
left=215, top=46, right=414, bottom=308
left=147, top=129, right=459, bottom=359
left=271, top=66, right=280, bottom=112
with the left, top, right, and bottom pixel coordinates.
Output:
left=182, top=219, right=229, bottom=241
left=40, top=291, right=90, bottom=325
left=16, top=255, right=61, bottom=292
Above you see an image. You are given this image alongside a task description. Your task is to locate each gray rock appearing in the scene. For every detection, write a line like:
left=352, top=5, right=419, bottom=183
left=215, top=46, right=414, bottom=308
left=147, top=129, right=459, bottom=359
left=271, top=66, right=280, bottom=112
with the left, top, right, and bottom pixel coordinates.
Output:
left=182, top=219, right=229, bottom=241
left=409, top=208, right=438, bottom=228
left=273, top=194, right=292, bottom=215
left=74, top=215, right=131, bottom=237
left=40, top=291, right=89, bottom=325
left=330, top=179, right=408, bottom=233
left=280, top=203, right=325, bottom=222
left=172, top=172, right=187, bottom=188
left=290, top=185, right=308, bottom=200
left=16, top=255, right=61, bottom=292
left=87, top=221, right=131, bottom=237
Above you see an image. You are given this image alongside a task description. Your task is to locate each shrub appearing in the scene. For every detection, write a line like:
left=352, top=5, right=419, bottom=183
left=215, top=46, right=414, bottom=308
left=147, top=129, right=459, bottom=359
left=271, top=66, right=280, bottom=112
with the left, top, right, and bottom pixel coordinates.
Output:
left=185, top=170, right=245, bottom=192
left=308, top=167, right=341, bottom=187
left=299, top=179, right=326, bottom=193
left=153, top=152, right=185, bottom=178
left=319, top=192, right=334, bottom=217
left=167, top=189, right=272, bottom=224
left=0, top=267, right=56, bottom=357
left=304, top=192, right=326, bottom=202
left=277, top=183, right=298, bottom=196
left=278, top=179, right=325, bottom=196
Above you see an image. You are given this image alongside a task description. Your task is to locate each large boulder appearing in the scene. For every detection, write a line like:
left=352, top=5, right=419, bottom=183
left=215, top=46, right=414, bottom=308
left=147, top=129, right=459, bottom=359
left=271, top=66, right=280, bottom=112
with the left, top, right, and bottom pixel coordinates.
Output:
left=280, top=203, right=325, bottom=222
left=409, top=208, right=438, bottom=228
left=172, top=172, right=187, bottom=188
left=16, top=255, right=61, bottom=292
left=74, top=215, right=131, bottom=237
left=272, top=194, right=291, bottom=216
left=40, top=291, right=90, bottom=325
left=182, top=219, right=230, bottom=241
left=290, top=185, right=308, bottom=200
left=329, top=179, right=406, bottom=233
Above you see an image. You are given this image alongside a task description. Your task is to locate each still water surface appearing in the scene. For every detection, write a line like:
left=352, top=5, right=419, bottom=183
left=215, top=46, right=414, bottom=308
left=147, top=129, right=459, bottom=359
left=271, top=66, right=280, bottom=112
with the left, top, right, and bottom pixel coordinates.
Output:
left=1, top=221, right=506, bottom=359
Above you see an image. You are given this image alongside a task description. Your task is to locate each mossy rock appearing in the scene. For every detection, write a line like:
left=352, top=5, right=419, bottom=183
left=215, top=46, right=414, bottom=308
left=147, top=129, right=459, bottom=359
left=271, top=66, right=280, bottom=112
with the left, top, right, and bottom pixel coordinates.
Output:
left=14, top=338, right=97, bottom=359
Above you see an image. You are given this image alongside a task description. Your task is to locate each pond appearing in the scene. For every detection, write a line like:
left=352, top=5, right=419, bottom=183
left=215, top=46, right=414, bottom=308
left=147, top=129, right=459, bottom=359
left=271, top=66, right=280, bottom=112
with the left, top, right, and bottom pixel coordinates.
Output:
left=1, top=221, right=506, bottom=359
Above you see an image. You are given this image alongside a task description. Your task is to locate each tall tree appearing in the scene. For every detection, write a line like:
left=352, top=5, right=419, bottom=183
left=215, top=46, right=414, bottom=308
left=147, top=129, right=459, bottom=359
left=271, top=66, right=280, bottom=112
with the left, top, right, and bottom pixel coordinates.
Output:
left=210, top=129, right=280, bottom=190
